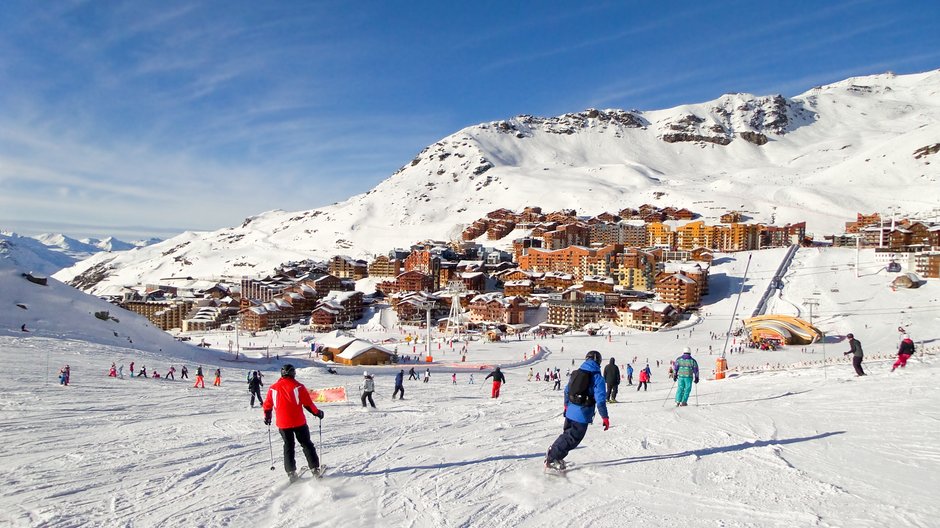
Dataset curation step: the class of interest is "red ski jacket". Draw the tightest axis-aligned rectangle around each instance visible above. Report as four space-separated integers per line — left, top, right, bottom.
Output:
262 377 319 429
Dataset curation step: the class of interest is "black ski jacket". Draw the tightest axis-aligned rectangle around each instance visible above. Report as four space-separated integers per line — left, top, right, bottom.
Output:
485 370 506 383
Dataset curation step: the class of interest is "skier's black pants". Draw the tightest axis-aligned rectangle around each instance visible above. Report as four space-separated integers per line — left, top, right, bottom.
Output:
547 418 589 462
606 384 619 401
279 424 319 473
627 374 633 385
637 381 648 391
250 388 263 407
393 385 404 399
852 356 865 376
181 372 188 379
408 373 417 380
361 391 376 408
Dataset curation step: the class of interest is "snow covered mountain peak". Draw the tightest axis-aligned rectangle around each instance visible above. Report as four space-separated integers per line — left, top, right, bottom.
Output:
52 69 940 294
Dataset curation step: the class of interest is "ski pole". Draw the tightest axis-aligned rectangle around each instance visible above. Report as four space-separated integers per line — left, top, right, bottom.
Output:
661 379 676 407
318 419 323 468
694 381 699 407
267 424 275 471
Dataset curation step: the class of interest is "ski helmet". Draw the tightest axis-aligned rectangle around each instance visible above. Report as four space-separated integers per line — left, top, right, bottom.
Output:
363 371 370 377
585 350 602 364
281 364 296 378
682 347 691 354
847 333 854 338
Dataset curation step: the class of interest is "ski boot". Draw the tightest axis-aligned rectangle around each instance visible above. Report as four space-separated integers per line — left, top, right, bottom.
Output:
287 471 299 483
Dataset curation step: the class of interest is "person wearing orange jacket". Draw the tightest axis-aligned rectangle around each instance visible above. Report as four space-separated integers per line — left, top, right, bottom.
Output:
263 364 324 481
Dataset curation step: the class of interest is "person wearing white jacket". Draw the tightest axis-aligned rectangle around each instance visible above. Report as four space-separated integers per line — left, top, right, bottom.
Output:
361 372 376 408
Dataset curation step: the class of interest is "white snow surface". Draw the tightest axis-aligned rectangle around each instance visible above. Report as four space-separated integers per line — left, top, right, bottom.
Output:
3 246 940 527
53 70 940 295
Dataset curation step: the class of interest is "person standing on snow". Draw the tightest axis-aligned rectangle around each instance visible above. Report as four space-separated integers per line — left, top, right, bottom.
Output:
643 364 652 382
109 363 117 377
637 368 649 391
603 358 621 403
138 365 148 378
625 363 634 385
452 372 457 385
843 333 865 376
263 364 324 482
248 371 264 408
194 366 205 388
118 364 124 379
213 368 222 386
393 370 405 400
484 366 507 398
408 367 417 381
545 350 609 471
361 372 376 408
180 365 189 380
553 369 562 391
129 361 135 378
528 368 533 381
423 368 430 383
672 347 699 407
166 366 176 380
892 335 915 372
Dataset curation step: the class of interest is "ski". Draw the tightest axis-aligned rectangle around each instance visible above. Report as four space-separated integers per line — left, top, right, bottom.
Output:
543 462 574 476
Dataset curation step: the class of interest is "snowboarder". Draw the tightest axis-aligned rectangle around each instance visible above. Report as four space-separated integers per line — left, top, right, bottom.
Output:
194 366 205 388
484 366 506 398
248 371 264 408
21 323 28 332
263 364 324 482
626 363 634 385
109 363 117 377
423 368 430 383
180 365 189 379
408 367 418 381
393 370 405 400
637 368 649 391
361 372 376 408
843 333 865 376
892 334 915 372
213 368 222 386
603 358 621 403
673 347 699 406
166 366 176 380
545 351 609 472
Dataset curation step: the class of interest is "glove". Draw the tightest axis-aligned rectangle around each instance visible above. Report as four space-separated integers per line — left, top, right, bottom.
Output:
694 378 699 384
316 409 324 420
563 405 568 414
263 410 272 426
673 376 678 382
602 417 610 431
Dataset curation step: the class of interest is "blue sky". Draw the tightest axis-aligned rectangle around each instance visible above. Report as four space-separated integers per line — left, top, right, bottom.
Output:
1 0 938 240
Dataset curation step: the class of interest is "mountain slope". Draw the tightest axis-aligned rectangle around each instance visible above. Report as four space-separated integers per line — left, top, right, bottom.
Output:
55 70 940 294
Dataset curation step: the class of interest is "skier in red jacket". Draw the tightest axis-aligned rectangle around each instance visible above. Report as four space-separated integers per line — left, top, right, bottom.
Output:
263 364 324 481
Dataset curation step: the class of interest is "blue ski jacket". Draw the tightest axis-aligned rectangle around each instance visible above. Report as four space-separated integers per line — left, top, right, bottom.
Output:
564 359 609 424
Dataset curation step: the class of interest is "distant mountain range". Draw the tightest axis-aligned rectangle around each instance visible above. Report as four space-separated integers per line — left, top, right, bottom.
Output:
0 232 160 276
53 69 940 294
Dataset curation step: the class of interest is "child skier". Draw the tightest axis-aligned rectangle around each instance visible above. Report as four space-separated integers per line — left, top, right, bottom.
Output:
213 368 222 386
180 365 189 379
194 366 205 388
109 363 117 377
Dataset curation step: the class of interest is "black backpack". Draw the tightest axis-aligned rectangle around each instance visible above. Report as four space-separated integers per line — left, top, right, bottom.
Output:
567 369 595 407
